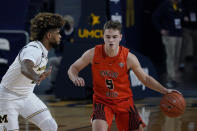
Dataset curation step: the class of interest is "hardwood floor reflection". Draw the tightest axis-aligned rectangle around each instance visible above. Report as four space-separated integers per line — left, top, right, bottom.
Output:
18 96 197 131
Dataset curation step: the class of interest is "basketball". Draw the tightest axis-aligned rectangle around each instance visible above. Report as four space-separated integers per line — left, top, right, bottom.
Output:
160 91 186 117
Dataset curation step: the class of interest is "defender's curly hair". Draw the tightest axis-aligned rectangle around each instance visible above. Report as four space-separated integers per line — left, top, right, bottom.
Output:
30 12 65 41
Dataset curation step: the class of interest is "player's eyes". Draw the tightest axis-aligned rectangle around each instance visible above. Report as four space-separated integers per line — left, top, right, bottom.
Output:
105 35 118 39
106 36 111 39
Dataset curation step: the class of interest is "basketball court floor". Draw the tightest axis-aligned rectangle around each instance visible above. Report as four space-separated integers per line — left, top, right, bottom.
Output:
18 96 197 131
18 60 197 131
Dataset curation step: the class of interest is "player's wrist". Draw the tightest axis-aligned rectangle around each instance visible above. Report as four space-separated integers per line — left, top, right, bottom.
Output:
31 74 41 84
163 88 169 94
34 74 41 83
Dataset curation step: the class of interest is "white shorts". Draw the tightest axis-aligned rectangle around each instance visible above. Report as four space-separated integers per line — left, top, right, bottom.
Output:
0 86 48 130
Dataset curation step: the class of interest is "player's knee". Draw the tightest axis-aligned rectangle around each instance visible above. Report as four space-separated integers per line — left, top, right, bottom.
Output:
39 118 57 131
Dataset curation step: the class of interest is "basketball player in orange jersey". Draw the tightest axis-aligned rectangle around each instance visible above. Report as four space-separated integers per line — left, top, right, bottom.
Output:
68 20 180 131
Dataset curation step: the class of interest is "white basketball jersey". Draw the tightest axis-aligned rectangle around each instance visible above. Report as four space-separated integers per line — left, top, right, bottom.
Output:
0 41 48 95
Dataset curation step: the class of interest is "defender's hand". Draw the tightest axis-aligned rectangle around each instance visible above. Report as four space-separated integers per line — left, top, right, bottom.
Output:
37 66 52 85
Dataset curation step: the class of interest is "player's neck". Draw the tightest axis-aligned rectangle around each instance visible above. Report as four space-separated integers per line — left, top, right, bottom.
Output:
104 46 119 57
40 40 50 51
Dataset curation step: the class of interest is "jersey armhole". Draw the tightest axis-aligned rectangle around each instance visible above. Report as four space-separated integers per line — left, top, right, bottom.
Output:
92 45 100 64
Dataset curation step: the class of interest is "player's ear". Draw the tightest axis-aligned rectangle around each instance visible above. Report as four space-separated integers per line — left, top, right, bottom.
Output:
46 31 52 38
45 30 54 39
120 34 122 41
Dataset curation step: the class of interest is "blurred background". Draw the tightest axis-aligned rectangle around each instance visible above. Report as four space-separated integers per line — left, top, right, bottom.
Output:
1 0 197 130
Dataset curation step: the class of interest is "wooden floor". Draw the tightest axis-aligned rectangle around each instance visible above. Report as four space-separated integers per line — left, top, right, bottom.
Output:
18 96 197 131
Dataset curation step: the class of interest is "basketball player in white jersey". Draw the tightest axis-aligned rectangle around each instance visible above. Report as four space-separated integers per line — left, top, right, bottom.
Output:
0 12 65 131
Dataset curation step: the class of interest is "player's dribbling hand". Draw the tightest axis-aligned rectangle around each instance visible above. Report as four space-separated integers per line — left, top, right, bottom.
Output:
37 66 52 85
73 77 85 87
166 89 182 95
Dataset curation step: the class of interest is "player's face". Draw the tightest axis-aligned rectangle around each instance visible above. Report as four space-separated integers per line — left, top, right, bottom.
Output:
48 28 61 48
104 29 122 50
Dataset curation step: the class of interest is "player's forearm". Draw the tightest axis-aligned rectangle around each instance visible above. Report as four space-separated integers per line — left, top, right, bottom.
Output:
143 75 168 94
21 66 40 82
21 60 40 82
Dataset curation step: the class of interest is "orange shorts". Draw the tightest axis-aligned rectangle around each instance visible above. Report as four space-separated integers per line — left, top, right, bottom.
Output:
92 96 146 131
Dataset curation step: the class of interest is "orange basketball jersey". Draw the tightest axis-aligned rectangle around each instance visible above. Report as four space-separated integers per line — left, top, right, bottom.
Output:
92 44 133 100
